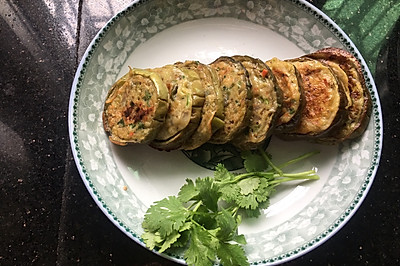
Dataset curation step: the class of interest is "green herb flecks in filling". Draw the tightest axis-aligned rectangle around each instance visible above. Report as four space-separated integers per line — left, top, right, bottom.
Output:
143 89 152 105
117 118 125 127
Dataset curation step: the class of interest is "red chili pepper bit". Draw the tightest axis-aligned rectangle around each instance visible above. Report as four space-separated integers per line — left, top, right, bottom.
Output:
261 68 268 78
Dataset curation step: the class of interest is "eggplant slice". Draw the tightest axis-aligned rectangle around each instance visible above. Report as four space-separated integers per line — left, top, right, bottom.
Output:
102 68 169 145
232 55 282 150
282 57 349 138
308 47 372 143
150 64 205 150
266 57 305 132
150 107 202 151
208 56 252 144
179 61 224 150
150 65 194 142
102 47 372 150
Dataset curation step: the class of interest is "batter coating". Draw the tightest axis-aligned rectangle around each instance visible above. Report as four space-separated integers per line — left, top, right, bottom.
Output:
232 56 281 150
102 69 169 145
209 56 252 144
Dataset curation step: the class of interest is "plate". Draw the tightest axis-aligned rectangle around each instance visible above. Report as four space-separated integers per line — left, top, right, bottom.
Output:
68 0 383 264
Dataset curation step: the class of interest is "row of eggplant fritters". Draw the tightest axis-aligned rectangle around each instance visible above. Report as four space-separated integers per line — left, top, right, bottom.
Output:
102 47 372 150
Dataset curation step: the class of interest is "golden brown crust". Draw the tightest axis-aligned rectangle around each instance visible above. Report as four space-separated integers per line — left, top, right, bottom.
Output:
282 57 347 138
102 73 130 137
308 47 372 142
102 69 169 145
266 58 305 133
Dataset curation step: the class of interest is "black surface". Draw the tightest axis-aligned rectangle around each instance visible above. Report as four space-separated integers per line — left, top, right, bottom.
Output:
0 1 399 265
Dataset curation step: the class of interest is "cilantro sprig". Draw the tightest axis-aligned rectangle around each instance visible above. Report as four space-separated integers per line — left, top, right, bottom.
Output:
142 148 319 266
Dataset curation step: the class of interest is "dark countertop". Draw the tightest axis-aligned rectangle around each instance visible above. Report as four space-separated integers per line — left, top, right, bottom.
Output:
0 0 399 265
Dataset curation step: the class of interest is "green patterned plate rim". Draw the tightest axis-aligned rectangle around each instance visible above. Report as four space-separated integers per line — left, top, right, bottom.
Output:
68 0 383 265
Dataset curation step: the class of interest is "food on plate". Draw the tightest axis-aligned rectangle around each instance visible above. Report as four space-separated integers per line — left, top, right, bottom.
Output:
102 69 169 145
208 56 252 144
142 148 320 266
232 55 282 150
307 47 372 143
102 48 371 150
150 65 195 140
179 61 225 150
279 57 349 138
266 57 305 132
149 64 204 150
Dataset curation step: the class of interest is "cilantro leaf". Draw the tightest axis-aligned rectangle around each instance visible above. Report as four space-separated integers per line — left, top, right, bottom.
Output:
257 198 271 210
184 224 216 266
171 229 190 248
233 233 247 245
159 231 182 252
254 179 275 204
242 208 261 218
195 177 221 212
141 148 320 265
142 196 189 238
237 177 260 195
141 231 162 250
217 242 249 266
219 183 240 203
241 150 268 172
192 204 218 230
237 193 259 210
215 208 239 241
178 178 199 202
214 163 235 182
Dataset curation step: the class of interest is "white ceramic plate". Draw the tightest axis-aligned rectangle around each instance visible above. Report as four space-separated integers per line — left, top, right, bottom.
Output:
68 0 383 264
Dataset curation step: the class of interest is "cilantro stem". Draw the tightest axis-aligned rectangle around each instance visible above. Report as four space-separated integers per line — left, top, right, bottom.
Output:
269 175 318 185
276 151 320 169
215 168 318 186
216 172 271 185
214 172 256 186
191 200 202 213
270 172 319 185
258 147 283 175
231 206 239 217
272 169 319 178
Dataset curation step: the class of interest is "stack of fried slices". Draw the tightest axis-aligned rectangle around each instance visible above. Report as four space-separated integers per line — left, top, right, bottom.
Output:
102 47 372 150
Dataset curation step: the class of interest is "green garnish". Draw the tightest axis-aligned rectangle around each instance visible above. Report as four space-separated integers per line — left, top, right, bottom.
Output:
143 89 152 104
141 148 319 266
117 118 125 127
137 122 145 130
